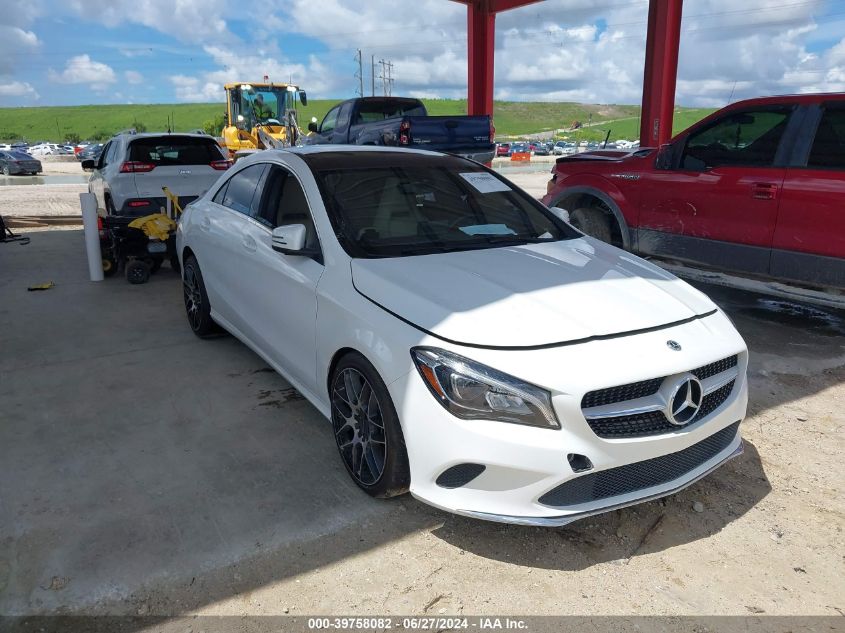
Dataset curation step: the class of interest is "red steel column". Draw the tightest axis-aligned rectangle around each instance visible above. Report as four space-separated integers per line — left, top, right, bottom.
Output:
467 1 496 116
639 0 683 146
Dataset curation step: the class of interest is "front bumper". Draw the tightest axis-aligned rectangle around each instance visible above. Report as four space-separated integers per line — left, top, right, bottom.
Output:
388 310 748 525
459 440 743 526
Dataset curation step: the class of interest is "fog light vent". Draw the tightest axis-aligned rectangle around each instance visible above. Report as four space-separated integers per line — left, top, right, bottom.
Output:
567 453 593 473
436 463 486 488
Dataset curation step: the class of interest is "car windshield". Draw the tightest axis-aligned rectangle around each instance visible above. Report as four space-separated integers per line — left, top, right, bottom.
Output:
9 151 32 160
307 152 577 258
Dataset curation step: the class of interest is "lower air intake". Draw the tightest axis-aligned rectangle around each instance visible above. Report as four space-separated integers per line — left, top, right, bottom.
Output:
538 422 740 507
436 463 486 489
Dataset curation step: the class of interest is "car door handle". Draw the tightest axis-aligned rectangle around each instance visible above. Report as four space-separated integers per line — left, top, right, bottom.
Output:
752 182 778 200
242 235 257 253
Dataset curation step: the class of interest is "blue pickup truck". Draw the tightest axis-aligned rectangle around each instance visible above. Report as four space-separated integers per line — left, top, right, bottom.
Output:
305 97 495 164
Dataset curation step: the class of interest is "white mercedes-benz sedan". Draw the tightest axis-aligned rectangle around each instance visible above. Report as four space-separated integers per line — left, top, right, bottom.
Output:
176 145 748 526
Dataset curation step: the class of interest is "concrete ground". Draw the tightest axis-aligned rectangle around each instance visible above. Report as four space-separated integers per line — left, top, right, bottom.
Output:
1 229 843 622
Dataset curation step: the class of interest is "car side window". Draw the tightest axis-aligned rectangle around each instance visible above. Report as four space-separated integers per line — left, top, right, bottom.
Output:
212 180 229 205
682 108 791 169
336 103 352 131
807 106 845 169
254 166 320 251
320 106 340 134
220 164 267 215
99 141 112 168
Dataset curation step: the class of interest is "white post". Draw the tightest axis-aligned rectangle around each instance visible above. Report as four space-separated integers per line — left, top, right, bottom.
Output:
80 193 104 282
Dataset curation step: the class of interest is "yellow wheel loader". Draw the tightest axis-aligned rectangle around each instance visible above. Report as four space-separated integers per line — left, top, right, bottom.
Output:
222 82 308 160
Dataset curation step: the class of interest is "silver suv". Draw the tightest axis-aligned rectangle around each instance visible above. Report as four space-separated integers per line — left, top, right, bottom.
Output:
83 132 231 217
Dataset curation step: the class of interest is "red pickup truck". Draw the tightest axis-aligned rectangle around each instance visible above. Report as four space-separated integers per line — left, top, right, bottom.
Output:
542 94 845 289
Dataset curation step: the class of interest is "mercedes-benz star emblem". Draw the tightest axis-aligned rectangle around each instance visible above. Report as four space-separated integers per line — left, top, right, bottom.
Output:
667 340 682 351
666 375 703 426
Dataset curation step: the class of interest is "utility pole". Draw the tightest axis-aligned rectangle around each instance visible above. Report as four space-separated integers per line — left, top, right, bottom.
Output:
371 55 375 97
385 60 394 97
378 59 394 97
354 49 363 97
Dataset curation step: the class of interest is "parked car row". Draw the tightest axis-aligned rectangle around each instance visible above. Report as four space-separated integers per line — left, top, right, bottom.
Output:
495 138 641 158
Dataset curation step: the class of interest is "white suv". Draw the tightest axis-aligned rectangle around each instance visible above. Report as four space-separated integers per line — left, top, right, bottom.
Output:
83 132 231 217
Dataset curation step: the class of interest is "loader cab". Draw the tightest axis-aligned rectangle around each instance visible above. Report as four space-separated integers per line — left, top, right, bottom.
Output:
222 83 308 157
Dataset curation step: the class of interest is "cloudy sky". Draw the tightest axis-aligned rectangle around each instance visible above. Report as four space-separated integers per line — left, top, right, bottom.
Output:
1 0 843 108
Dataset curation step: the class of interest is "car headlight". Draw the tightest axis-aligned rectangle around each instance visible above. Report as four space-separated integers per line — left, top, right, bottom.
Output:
410 347 560 429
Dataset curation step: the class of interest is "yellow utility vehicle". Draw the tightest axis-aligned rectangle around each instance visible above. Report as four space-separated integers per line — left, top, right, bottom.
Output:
222 82 308 158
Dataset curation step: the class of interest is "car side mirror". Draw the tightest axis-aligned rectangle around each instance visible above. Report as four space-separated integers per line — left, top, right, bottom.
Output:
81 159 96 170
549 206 570 223
272 224 309 254
307 121 318 133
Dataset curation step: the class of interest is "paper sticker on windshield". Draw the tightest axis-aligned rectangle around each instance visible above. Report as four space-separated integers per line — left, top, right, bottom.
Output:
459 172 511 193
460 224 516 236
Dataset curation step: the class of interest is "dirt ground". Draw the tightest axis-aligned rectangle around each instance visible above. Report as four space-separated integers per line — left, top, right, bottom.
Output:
1 178 843 626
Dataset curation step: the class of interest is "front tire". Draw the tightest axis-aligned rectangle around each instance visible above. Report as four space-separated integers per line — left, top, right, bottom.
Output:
330 353 410 498
182 255 218 337
569 206 612 243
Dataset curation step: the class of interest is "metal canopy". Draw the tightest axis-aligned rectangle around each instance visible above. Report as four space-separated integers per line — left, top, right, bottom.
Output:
451 0 684 145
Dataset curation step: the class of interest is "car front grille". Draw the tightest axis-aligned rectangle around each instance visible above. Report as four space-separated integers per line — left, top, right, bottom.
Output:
581 377 663 409
581 355 738 439
537 421 740 507
693 355 738 380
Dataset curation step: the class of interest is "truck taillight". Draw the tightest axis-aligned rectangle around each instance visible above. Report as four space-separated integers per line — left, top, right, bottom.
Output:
399 120 410 145
210 159 232 170
119 161 155 173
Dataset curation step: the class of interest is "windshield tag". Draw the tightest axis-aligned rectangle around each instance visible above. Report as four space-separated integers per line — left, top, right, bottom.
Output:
459 172 511 193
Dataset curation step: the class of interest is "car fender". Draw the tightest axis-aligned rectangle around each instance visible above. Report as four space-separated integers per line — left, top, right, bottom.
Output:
546 176 637 250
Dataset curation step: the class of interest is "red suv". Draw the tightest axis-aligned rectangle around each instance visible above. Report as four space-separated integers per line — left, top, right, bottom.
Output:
542 94 845 289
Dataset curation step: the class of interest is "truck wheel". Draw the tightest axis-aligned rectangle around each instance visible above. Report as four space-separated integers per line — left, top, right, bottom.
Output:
570 207 613 244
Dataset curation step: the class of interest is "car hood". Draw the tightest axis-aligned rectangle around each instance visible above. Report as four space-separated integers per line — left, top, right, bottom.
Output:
351 238 716 348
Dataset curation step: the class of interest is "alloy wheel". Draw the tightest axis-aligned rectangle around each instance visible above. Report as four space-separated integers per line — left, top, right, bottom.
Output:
331 368 387 486
183 265 202 331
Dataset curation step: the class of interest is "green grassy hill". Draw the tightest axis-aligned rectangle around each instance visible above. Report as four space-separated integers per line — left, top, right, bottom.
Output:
0 99 714 143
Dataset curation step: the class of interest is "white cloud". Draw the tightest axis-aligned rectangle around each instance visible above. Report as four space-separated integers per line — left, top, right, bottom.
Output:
0 25 39 75
67 0 232 44
48 55 117 91
262 0 845 108
125 70 144 84
0 80 38 99
168 74 220 102
168 44 344 102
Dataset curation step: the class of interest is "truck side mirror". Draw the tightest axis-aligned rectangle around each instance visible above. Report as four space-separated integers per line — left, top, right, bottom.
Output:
655 143 674 170
299 91 307 106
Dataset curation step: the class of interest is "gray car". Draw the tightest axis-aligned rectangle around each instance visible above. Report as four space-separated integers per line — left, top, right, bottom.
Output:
0 150 42 176
83 132 231 217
